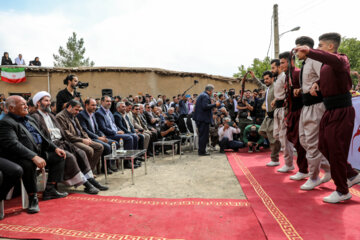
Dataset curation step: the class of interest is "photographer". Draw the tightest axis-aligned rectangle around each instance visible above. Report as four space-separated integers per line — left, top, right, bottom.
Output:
160 116 181 154
218 118 244 153
236 90 254 141
56 74 85 114
243 124 264 153
225 88 236 121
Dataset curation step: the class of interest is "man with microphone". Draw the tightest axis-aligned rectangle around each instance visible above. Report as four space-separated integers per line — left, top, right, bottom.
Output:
193 84 221 156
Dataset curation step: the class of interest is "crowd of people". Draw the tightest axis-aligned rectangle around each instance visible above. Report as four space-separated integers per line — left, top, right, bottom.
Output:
1 52 41 66
1 32 360 220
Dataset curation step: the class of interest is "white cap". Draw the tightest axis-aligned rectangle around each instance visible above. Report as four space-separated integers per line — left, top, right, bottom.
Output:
33 91 51 106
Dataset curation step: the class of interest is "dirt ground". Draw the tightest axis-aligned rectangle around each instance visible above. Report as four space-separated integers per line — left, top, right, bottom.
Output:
63 150 246 199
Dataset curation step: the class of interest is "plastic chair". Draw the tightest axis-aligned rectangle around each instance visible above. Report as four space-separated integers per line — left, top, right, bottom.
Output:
4 168 46 210
191 119 199 149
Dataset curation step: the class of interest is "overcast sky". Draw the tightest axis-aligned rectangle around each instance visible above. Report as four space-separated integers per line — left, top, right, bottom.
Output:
0 0 358 77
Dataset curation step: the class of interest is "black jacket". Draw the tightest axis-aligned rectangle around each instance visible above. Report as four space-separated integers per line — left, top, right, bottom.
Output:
1 57 13 65
193 91 216 124
77 110 105 140
0 114 57 162
113 112 135 134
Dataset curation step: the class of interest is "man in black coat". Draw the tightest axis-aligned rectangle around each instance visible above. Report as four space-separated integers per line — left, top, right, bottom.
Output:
193 84 220 156
0 96 68 214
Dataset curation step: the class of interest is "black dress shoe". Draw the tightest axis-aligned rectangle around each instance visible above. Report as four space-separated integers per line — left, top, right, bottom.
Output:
101 168 113 174
43 185 68 201
88 178 109 191
109 165 119 172
124 162 139 169
27 194 40 214
198 152 210 156
83 181 99 194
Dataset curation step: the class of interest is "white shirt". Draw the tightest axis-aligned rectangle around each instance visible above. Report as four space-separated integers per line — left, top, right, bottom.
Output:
301 58 322 94
265 87 270 112
274 72 286 100
218 126 240 141
15 57 25 65
38 110 62 141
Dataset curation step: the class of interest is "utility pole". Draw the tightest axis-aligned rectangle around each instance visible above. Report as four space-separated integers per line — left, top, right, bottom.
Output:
273 4 279 59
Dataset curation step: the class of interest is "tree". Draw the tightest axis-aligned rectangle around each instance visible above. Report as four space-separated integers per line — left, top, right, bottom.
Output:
53 32 95 67
338 37 360 86
233 56 271 79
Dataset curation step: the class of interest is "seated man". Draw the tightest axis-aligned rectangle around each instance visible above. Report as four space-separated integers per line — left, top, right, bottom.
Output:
56 100 104 172
95 96 134 150
77 98 119 173
243 124 264 153
32 92 106 194
144 103 160 130
131 104 152 156
0 96 68 214
113 102 139 150
160 116 181 154
0 157 23 220
218 118 244 153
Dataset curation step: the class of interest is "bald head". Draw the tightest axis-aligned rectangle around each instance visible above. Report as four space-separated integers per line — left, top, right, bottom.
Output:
6 95 28 117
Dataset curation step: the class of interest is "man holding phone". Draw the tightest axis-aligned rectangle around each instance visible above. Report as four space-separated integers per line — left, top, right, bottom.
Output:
218 118 244 153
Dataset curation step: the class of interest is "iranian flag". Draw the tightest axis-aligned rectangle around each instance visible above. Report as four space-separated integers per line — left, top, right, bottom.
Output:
1 67 26 83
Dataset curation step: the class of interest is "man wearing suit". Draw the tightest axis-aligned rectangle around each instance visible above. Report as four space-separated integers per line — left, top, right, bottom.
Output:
259 71 281 166
32 92 106 194
95 96 134 150
0 96 68 214
77 98 119 172
132 104 152 156
56 100 104 172
193 84 221 156
114 102 142 149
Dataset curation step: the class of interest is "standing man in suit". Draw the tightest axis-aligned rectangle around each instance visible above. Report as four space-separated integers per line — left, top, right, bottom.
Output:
193 84 221 156
95 96 134 150
0 96 68 214
77 98 119 173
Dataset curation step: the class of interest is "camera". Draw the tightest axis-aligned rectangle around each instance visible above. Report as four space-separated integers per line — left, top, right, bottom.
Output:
77 81 89 89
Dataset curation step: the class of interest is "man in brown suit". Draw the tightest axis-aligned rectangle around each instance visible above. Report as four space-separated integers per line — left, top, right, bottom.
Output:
56 99 103 172
31 91 107 194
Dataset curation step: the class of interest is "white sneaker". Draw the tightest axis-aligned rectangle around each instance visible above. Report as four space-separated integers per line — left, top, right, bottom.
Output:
320 172 331 183
277 165 295 173
347 173 360 188
300 177 322 190
266 161 280 167
323 191 352 204
247 116 253 121
290 172 309 181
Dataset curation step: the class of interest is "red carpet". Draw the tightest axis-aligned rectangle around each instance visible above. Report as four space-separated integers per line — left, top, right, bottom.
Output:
227 151 360 240
1 194 266 240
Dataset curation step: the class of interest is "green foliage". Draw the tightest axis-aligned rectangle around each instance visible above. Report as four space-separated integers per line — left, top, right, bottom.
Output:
233 56 271 79
53 32 95 67
338 37 360 86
